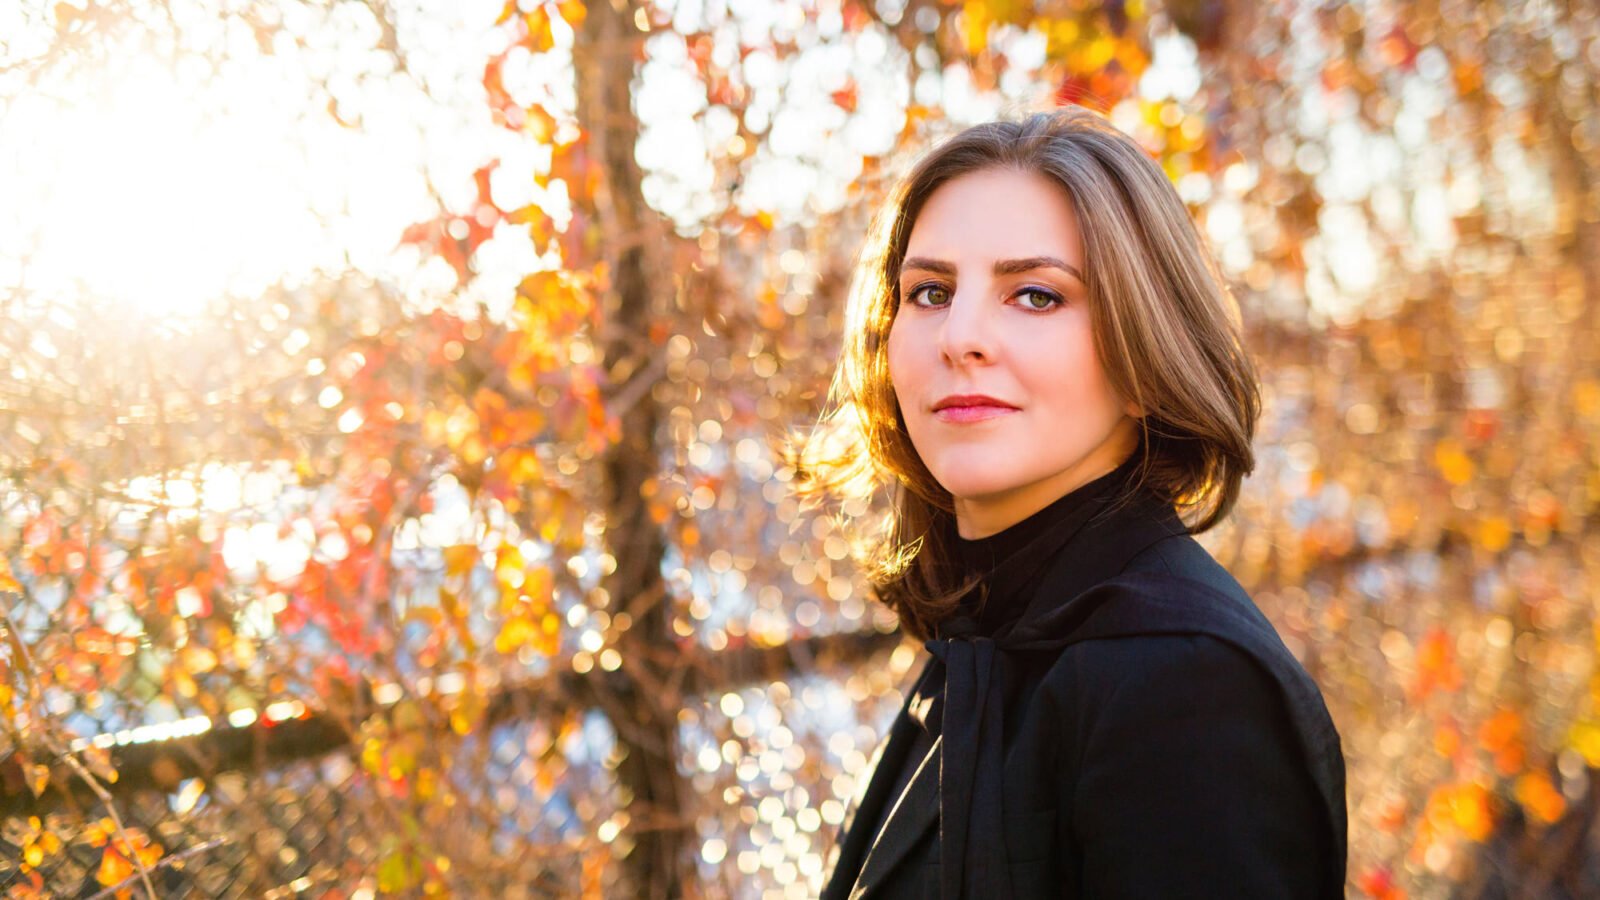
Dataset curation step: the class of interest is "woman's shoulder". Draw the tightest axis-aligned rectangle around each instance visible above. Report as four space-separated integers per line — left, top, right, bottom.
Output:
1021 545 1337 758
1008 536 1350 888
1116 530 1249 598
1037 633 1279 740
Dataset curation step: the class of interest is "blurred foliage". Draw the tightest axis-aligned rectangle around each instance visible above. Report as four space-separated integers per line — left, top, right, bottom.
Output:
3 0 1600 897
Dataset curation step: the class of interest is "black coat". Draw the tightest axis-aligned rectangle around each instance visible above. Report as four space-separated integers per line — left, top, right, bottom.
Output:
820 483 1348 899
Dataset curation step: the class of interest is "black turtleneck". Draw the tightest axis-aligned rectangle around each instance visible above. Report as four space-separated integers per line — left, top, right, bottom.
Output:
860 451 1144 851
944 450 1143 638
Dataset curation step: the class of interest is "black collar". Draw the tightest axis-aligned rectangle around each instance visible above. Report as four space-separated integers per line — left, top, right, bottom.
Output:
941 451 1160 640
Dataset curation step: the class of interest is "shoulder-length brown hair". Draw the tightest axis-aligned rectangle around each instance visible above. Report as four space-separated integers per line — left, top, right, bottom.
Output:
792 105 1260 641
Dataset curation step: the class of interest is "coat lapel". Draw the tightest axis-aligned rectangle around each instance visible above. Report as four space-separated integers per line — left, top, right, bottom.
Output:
849 735 941 898
822 661 932 900
829 480 1199 897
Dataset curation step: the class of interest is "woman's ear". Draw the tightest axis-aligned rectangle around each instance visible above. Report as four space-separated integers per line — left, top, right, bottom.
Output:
1123 398 1144 418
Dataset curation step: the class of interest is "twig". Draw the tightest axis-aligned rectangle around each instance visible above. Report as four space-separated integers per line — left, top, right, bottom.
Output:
87 836 229 900
1 603 160 900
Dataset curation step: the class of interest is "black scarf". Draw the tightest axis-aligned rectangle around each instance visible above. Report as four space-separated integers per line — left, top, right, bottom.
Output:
921 459 1348 899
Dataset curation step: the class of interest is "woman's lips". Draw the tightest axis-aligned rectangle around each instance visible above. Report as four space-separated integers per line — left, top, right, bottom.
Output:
933 405 1019 423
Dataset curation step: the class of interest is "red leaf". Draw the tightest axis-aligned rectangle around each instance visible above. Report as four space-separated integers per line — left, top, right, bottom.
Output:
830 82 858 113
474 162 500 211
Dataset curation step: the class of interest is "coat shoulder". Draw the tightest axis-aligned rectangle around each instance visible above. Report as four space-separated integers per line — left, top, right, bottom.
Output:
1119 531 1249 598
1012 553 1349 895
1036 624 1278 729
1022 542 1325 771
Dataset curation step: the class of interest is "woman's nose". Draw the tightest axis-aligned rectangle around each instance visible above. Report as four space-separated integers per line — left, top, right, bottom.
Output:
936 288 993 365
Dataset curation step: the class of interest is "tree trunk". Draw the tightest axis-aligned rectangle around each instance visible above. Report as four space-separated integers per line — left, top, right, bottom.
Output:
574 0 688 895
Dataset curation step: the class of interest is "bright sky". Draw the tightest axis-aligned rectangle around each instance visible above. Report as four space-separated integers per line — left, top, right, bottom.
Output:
0 0 1170 323
1 0 909 321
0 0 546 319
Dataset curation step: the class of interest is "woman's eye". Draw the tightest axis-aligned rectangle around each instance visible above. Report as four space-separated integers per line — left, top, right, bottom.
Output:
907 284 950 307
904 284 1061 310
1018 288 1063 311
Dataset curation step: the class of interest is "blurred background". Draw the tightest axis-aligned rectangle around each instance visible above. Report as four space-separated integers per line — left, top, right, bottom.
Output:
1 0 1597 896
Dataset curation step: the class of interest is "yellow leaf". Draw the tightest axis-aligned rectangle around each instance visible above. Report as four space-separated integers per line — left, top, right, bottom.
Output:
1447 782 1492 842
85 818 114 848
495 616 535 655
362 737 385 775
181 644 219 675
1079 34 1115 70
1476 515 1512 553
26 763 48 797
1042 19 1079 60
525 566 553 605
1434 440 1474 485
504 447 545 484
406 606 444 627
1575 379 1600 419
524 7 556 52
522 104 559 144
172 667 199 700
960 4 990 54
557 0 587 28
96 845 134 888
443 545 478 578
507 202 545 225
451 687 485 736
94 832 157 883
539 505 564 542
379 850 423 893
0 553 20 591
1573 720 1600 766
53 2 81 31
388 742 417 779
495 543 525 580
1514 770 1566 824
422 407 450 445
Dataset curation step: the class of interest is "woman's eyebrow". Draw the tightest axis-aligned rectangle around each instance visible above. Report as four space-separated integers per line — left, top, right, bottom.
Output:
900 255 1084 283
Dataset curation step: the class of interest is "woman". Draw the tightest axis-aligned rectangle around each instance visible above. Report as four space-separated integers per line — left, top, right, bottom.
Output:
804 107 1347 898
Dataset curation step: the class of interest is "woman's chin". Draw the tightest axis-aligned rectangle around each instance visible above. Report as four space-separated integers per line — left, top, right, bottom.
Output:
937 477 1024 504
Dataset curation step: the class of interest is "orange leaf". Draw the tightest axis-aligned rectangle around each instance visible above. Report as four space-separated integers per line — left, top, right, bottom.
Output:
26 762 49 798
557 0 587 28
0 553 20 591
96 844 135 888
830 82 858 113
1514 770 1566 823
523 7 556 53
443 545 478 578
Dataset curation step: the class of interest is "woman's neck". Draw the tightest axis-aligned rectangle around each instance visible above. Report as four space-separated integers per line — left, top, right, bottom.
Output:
952 445 1138 540
949 451 1140 570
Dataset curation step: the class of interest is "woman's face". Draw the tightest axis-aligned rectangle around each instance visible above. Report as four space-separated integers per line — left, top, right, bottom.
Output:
886 166 1140 539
